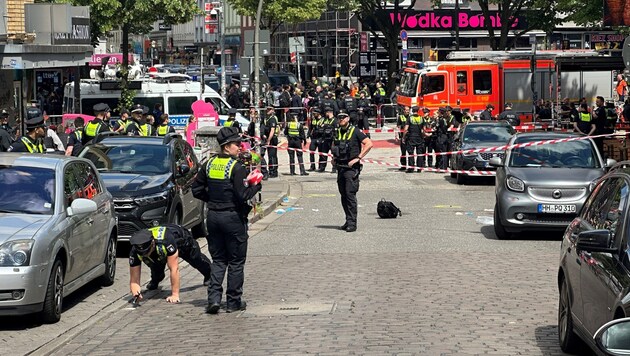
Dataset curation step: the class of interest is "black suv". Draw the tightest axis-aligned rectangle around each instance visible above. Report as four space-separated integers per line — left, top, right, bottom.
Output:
80 134 207 240
558 161 630 354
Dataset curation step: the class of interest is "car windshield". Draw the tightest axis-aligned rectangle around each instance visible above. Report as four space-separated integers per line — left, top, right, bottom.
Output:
0 166 55 214
80 144 171 174
462 125 515 143
509 139 599 168
399 72 419 97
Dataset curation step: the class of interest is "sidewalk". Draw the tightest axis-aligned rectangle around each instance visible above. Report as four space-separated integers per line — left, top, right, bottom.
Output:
249 176 290 224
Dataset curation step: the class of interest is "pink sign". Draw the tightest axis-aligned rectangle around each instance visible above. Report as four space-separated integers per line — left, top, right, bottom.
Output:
89 53 135 67
188 100 220 146
384 10 524 31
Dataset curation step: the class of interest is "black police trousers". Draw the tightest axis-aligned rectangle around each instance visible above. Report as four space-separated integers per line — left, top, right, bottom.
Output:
318 139 333 170
407 139 426 169
399 135 407 167
261 137 278 177
436 135 448 170
287 137 306 174
308 138 320 169
149 233 212 284
206 210 248 309
337 165 361 228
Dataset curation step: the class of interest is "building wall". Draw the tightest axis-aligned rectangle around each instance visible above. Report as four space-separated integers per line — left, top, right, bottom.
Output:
6 0 32 34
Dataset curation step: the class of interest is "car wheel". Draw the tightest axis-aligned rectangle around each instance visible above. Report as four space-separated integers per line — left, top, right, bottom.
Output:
456 173 467 185
171 208 181 225
41 259 64 323
99 234 116 286
191 202 209 238
493 203 511 239
558 278 583 353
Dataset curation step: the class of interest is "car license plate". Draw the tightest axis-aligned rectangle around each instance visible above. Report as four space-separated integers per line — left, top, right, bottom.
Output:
537 204 576 214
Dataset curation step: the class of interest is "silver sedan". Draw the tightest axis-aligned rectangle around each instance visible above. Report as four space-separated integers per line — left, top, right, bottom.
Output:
0 154 117 323
491 132 615 239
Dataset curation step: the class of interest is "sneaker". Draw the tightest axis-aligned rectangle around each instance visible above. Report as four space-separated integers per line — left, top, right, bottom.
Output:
226 301 247 313
146 280 159 290
206 303 220 314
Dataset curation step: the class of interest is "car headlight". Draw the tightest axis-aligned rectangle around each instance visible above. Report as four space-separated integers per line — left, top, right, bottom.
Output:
0 240 33 267
589 178 601 192
506 176 525 192
134 191 170 206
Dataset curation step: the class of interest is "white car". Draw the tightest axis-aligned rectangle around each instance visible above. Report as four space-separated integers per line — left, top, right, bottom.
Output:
0 154 117 323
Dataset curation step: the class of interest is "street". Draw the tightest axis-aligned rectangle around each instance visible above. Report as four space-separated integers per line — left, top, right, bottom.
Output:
0 137 592 355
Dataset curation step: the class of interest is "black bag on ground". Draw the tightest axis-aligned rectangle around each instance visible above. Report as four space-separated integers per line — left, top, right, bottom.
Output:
377 199 402 219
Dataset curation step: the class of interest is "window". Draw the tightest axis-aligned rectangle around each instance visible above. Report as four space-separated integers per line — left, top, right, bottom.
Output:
167 96 198 115
181 142 198 174
64 166 81 206
473 70 493 95
204 97 229 115
509 139 599 168
82 98 119 116
400 72 419 97
583 178 628 238
457 71 467 95
425 74 445 94
0 166 55 214
134 98 164 113
81 144 171 174
72 163 103 200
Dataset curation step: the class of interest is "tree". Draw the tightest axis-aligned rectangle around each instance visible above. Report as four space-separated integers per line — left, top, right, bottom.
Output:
338 0 417 94
229 0 327 36
556 0 603 27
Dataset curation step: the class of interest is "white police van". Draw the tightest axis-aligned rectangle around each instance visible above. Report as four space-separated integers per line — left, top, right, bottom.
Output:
62 73 248 129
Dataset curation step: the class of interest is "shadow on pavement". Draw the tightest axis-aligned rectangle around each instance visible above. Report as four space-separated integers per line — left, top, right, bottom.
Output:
443 175 496 186
314 225 343 230
480 226 565 242
534 325 593 356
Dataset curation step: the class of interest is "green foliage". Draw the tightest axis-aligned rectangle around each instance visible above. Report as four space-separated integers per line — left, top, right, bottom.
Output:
229 0 327 24
556 0 603 27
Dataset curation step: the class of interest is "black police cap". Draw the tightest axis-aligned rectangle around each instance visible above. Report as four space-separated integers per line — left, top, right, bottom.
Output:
311 107 321 114
228 108 238 115
0 109 8 117
26 108 42 120
130 230 153 253
25 116 45 131
217 126 242 146
93 103 111 113
324 107 333 112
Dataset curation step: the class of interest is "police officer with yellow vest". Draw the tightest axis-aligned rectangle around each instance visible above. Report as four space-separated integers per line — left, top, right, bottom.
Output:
404 106 426 173
223 108 242 133
396 106 410 171
128 224 212 304
318 107 337 173
574 103 596 136
65 117 85 156
112 109 130 133
332 112 373 232
125 105 147 136
307 107 323 171
191 127 262 314
284 113 309 176
7 116 46 153
83 103 111 144
156 114 175 136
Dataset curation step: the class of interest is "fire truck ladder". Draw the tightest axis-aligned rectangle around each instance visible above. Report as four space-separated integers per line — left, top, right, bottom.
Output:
446 50 602 61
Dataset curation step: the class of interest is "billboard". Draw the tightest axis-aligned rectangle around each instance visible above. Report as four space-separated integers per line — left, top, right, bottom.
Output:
366 10 527 32
603 0 630 26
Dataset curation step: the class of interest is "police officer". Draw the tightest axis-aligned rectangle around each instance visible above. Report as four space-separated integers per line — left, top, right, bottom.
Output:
261 106 279 178
332 112 373 232
284 113 309 176
574 103 596 136
65 117 85 156
444 106 456 166
422 108 436 168
498 103 520 127
318 107 337 173
479 104 495 121
396 106 410 171
0 111 13 152
125 105 143 135
223 108 242 133
372 82 386 105
404 106 426 173
8 116 46 153
191 127 262 314
112 109 130 133
307 107 323 171
83 103 111 143
435 108 450 170
356 91 371 135
138 114 155 136
128 224 212 304
156 114 175 136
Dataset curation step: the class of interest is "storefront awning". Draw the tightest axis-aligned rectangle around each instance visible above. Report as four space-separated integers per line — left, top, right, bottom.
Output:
0 43 92 70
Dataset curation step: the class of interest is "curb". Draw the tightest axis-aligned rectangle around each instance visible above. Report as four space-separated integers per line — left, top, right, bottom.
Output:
249 180 290 225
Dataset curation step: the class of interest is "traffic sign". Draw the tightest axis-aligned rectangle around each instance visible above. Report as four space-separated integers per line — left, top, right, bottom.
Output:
290 52 297 64
288 36 305 53
204 2 213 11
400 30 408 41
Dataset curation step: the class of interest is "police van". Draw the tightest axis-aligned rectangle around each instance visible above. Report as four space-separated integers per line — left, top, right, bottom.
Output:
62 73 248 129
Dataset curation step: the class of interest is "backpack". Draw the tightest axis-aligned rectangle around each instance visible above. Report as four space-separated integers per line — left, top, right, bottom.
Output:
377 199 402 219
279 92 291 107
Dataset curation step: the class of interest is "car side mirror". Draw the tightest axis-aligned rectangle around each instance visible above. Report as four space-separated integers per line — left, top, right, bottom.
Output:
488 157 503 167
605 158 617 168
178 164 191 176
67 198 97 217
576 230 617 253
594 317 630 355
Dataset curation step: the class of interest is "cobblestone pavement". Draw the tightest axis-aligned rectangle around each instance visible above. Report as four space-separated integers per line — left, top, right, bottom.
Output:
2 137 594 355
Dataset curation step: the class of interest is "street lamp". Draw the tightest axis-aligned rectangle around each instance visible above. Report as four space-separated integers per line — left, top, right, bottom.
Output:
252 0 264 108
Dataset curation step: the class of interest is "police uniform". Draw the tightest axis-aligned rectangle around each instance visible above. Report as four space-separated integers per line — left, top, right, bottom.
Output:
435 110 449 170
405 110 426 172
422 109 436 168
223 108 242 133
83 103 111 143
7 117 45 153
125 105 148 136
318 109 337 172
575 110 594 134
397 109 410 170
332 118 369 232
191 127 262 314
284 116 309 175
307 108 323 171
138 122 155 136
498 104 520 127
66 128 84 156
261 107 279 178
129 224 212 290
157 124 175 136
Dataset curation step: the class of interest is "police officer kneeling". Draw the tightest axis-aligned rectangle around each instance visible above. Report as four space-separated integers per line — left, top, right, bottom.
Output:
332 112 373 232
129 224 212 303
192 127 262 314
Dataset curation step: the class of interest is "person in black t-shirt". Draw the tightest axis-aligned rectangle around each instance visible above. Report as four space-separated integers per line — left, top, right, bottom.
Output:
592 96 608 156
65 117 85 156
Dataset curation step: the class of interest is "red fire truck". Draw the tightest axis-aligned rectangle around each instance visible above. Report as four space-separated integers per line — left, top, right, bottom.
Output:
396 50 623 122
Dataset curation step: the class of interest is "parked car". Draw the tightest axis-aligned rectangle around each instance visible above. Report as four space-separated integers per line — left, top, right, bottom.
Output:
557 162 630 354
0 154 117 323
450 121 515 185
491 132 615 239
79 134 207 241
593 317 630 355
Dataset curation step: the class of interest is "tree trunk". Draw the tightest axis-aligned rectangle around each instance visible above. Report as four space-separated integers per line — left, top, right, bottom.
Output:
386 43 399 94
